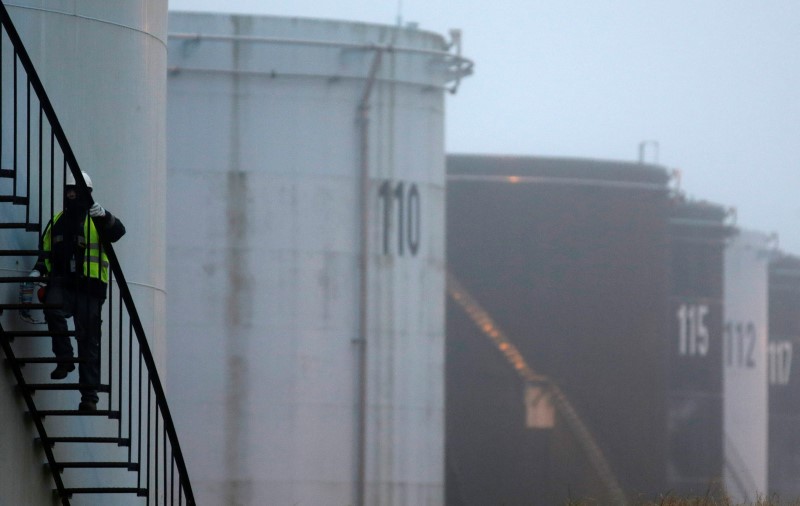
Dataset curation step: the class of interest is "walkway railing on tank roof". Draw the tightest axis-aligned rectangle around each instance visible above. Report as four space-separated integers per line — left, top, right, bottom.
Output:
168 31 474 93
0 2 195 504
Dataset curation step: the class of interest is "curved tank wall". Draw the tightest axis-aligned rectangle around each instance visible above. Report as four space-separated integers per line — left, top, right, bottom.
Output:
767 254 800 498
666 201 729 496
446 154 672 504
0 366 53 504
723 229 771 503
166 12 468 505
0 2 167 505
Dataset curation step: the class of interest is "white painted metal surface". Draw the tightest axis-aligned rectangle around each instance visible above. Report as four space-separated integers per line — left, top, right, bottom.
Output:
0 2 167 505
723 229 771 503
166 12 469 506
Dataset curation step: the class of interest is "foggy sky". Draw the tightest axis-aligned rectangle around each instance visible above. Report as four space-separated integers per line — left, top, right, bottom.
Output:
167 0 800 254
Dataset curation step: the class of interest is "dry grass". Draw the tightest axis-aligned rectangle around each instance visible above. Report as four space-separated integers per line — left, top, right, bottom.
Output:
635 496 800 506
561 488 800 506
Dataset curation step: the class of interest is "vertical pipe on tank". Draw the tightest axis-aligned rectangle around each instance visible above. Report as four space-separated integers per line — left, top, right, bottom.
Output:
356 47 384 506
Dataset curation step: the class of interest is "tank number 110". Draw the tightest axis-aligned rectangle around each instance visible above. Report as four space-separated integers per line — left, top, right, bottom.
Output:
378 180 421 256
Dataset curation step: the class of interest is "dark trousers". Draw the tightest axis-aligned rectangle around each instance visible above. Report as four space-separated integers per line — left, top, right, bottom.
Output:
43 280 103 404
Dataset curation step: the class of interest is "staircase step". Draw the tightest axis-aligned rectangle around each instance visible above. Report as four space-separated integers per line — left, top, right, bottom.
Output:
2 330 75 338
51 461 139 471
0 249 45 256
22 383 110 392
36 409 120 419
0 222 39 232
0 276 46 283
60 487 147 496
31 409 120 419
9 356 84 370
12 356 84 365
0 195 28 205
38 436 131 447
0 303 59 310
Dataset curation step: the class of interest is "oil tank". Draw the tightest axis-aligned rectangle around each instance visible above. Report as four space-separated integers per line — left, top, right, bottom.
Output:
767 254 800 499
3 1 168 311
666 201 729 496
166 12 470 505
723 229 771 502
0 3 167 505
446 154 672 504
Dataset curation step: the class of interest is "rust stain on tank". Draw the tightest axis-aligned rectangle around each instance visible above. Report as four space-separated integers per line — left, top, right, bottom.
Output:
224 14 254 506
223 176 253 503
225 169 250 326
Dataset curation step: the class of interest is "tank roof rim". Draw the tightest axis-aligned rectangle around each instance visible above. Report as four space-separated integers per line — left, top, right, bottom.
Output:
167 10 448 46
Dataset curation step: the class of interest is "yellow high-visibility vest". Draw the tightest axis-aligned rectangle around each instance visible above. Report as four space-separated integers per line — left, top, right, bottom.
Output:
43 211 109 283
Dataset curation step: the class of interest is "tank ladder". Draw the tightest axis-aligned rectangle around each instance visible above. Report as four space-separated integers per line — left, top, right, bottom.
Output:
447 271 628 505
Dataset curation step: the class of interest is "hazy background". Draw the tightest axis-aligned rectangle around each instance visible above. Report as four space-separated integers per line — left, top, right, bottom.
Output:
167 0 800 253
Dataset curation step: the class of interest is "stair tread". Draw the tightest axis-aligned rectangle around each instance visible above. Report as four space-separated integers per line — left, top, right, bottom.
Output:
13 357 85 364
0 195 28 204
3 330 75 338
32 409 120 418
23 383 110 392
0 276 47 283
0 223 39 231
0 303 59 310
39 436 131 445
60 487 147 495
0 250 45 256
52 461 138 469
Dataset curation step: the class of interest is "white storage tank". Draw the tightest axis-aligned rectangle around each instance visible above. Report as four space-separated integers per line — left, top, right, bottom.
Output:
0 2 167 505
723 229 772 503
166 12 470 505
3 1 168 307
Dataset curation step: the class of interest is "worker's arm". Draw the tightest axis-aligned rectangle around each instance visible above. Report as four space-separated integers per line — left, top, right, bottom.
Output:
90 203 126 243
94 211 126 243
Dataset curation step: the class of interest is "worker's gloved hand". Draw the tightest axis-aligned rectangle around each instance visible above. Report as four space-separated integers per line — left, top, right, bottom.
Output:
89 202 106 218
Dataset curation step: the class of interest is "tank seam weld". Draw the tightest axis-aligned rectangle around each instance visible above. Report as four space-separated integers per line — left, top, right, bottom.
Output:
0 267 166 294
167 65 449 91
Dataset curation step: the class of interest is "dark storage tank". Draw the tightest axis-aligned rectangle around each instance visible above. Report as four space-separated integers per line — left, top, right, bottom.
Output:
666 201 730 495
767 254 800 499
446 154 672 504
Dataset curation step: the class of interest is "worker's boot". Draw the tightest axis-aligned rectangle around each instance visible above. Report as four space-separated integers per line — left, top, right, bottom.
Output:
50 362 75 380
78 400 97 412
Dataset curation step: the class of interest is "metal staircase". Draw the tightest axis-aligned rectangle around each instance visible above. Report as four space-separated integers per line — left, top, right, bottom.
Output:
447 271 628 505
0 3 195 505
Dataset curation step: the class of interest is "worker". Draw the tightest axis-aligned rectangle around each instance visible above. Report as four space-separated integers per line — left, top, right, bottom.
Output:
26 170 125 412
